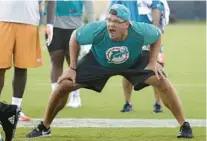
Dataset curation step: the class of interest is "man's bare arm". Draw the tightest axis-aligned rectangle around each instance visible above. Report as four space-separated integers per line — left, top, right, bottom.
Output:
152 9 161 27
47 1 56 24
149 36 161 64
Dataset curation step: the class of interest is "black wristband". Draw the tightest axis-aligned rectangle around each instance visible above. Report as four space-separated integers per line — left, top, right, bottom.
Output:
70 67 77 71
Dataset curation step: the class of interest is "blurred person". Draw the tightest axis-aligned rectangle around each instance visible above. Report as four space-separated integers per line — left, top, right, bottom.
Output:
40 0 45 16
45 0 95 108
110 0 170 113
26 4 193 139
0 102 21 141
0 0 55 125
39 0 46 27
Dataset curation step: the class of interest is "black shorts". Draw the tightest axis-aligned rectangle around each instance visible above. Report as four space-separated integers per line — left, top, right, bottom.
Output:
76 51 155 93
46 27 75 52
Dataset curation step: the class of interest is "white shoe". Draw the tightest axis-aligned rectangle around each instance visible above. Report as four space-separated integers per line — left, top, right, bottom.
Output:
66 95 81 108
18 111 31 122
66 97 75 107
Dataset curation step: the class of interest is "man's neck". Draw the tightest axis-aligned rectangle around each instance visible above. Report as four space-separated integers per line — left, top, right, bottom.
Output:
116 30 128 41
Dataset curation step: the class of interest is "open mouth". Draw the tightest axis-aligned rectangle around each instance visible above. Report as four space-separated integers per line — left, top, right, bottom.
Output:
109 29 116 34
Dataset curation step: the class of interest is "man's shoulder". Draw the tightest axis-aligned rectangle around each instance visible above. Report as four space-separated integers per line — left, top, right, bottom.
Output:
76 20 107 44
131 21 148 27
130 21 145 34
131 21 156 32
90 21 107 41
78 20 106 31
86 20 107 34
89 20 107 27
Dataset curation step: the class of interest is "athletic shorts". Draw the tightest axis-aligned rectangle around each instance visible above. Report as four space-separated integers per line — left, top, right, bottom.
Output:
142 45 165 66
46 27 75 52
76 51 155 92
0 22 42 69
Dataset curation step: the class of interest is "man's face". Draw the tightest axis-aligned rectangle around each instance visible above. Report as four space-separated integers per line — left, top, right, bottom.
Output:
107 14 129 41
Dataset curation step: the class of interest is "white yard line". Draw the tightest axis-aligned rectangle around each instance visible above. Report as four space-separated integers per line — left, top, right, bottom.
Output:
17 118 206 128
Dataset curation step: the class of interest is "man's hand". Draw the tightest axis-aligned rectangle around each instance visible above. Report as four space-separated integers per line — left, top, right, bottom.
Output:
45 24 53 46
57 67 77 85
145 62 166 80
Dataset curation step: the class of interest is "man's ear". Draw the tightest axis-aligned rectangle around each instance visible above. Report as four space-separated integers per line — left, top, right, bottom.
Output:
125 22 130 28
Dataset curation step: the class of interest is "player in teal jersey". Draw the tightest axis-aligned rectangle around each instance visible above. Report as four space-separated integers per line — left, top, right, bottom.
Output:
110 0 169 113
26 4 193 139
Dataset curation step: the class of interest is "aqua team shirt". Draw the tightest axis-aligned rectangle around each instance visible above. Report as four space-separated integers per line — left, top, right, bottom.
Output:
76 21 161 69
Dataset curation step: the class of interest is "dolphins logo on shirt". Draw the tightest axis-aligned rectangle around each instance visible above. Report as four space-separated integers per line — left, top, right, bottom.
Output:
106 46 129 64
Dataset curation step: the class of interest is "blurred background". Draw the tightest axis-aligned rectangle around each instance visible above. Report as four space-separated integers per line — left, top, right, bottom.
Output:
94 1 206 22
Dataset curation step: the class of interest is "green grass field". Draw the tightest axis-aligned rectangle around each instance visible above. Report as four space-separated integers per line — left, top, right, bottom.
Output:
14 128 205 141
0 22 206 141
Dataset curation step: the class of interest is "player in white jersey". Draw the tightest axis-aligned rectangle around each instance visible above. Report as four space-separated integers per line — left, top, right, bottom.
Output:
0 0 56 123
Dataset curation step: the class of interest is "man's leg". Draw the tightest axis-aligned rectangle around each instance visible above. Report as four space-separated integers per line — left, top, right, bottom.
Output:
12 67 27 100
26 51 111 138
145 76 193 138
120 77 133 112
49 50 80 109
12 67 30 121
153 87 163 113
46 27 65 93
153 46 165 113
26 79 82 138
49 50 65 92
0 68 21 140
65 49 81 108
0 22 22 140
44 80 75 127
14 23 42 122
0 69 6 95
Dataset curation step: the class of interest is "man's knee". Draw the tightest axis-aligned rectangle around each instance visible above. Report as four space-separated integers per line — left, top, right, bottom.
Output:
14 67 27 75
50 51 64 68
145 76 171 93
153 79 171 93
58 79 73 93
122 77 133 88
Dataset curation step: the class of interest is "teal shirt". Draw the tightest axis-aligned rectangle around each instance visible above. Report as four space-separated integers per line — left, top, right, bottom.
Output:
56 1 83 16
76 21 161 69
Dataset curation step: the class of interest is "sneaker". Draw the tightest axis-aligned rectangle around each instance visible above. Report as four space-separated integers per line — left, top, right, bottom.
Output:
0 102 21 141
177 122 193 138
66 95 81 108
153 103 163 113
26 121 51 138
18 112 31 122
120 103 133 112
66 92 75 107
